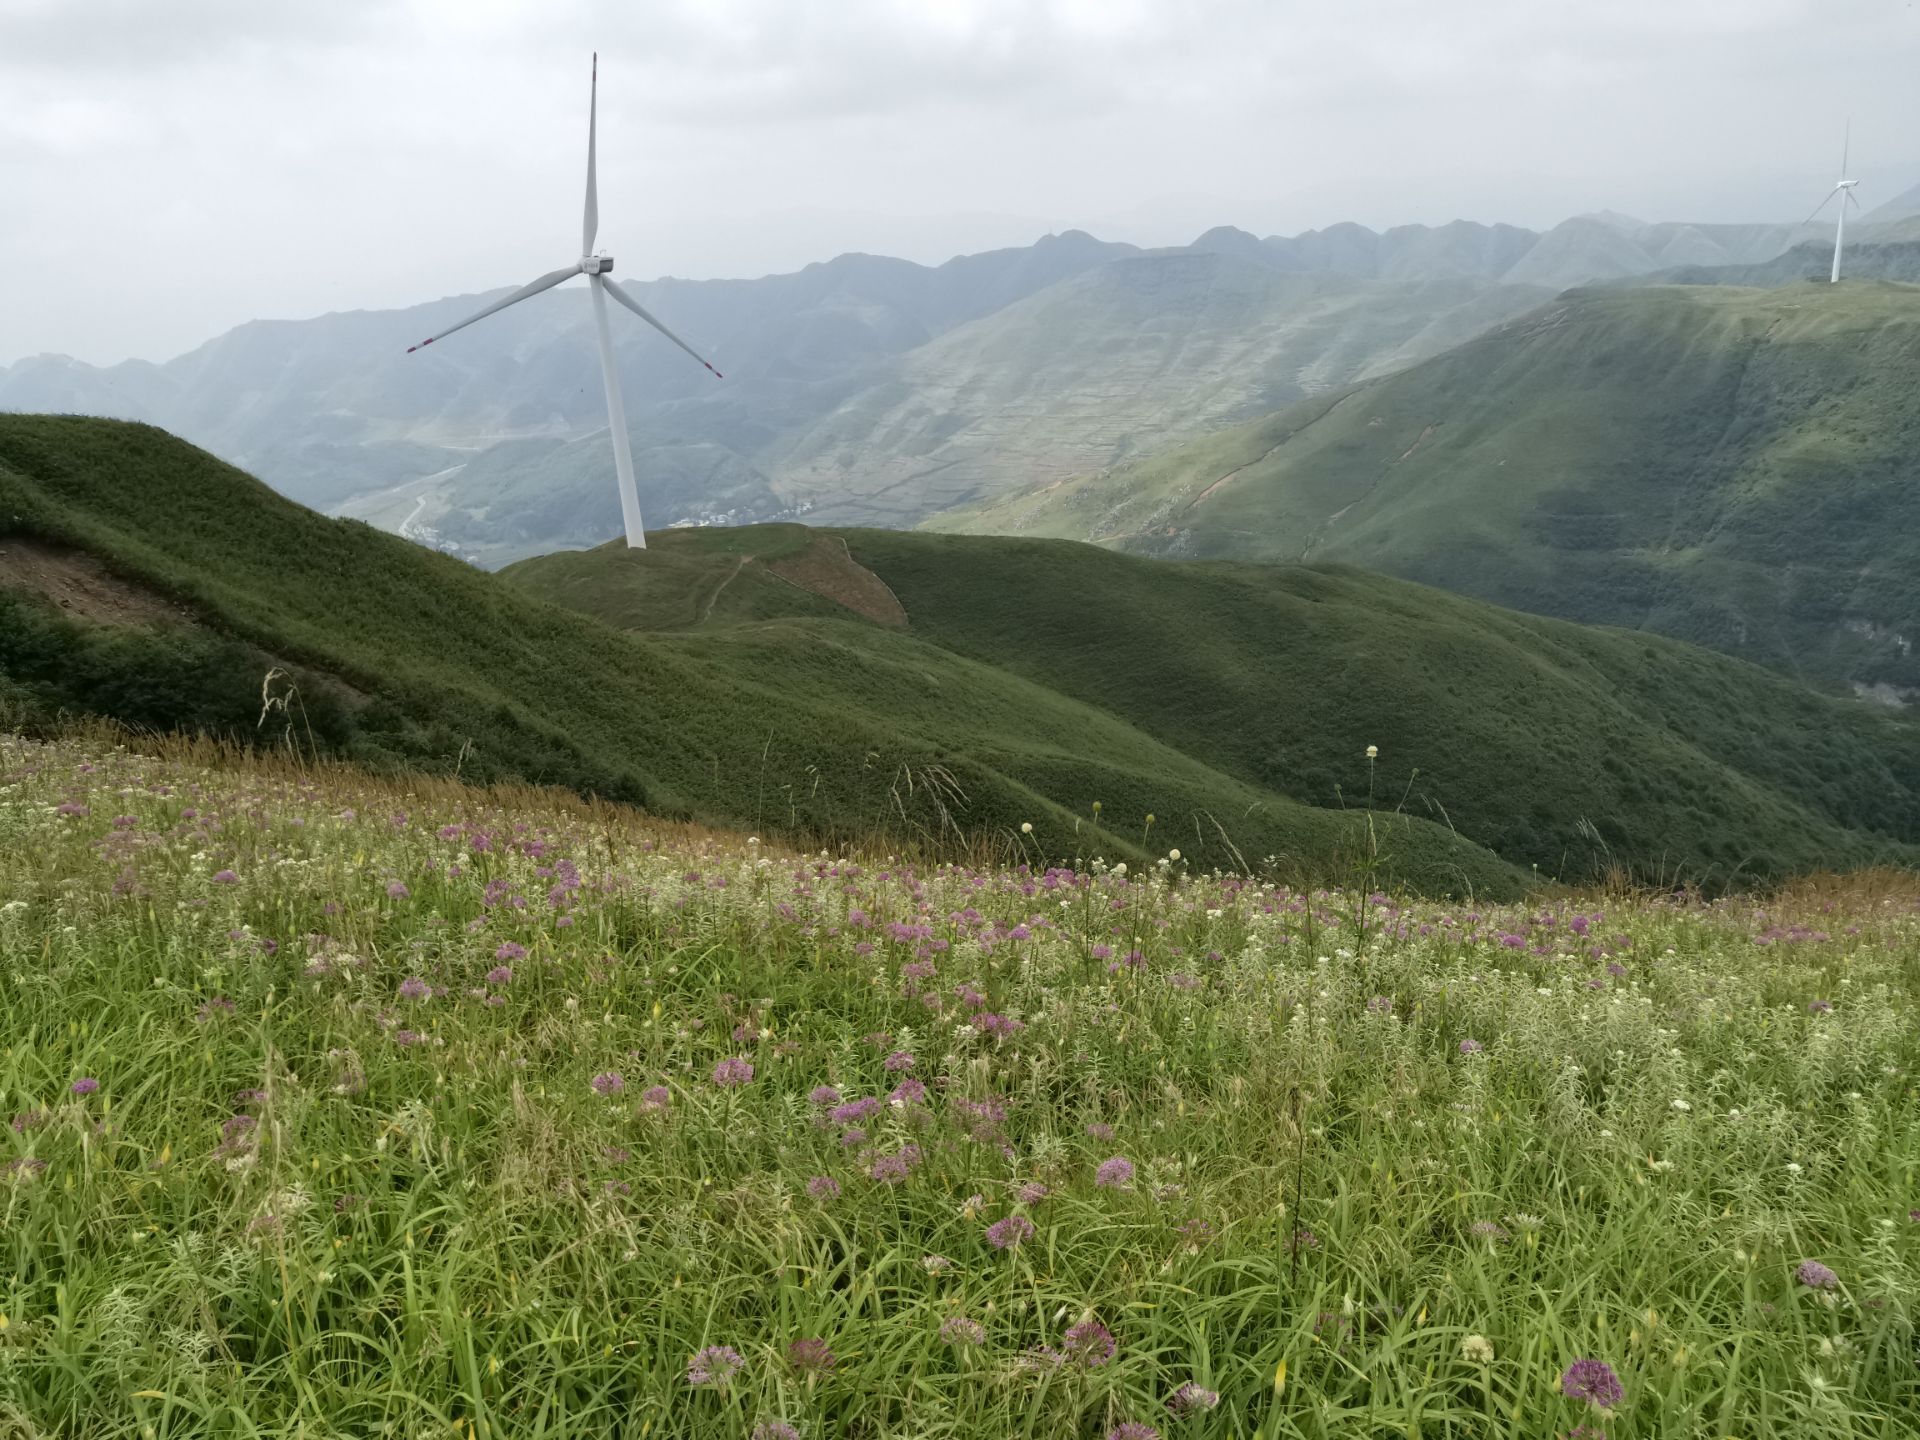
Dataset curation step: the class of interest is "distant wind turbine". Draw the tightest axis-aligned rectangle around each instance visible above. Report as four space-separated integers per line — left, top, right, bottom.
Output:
1804 123 1862 284
404 55 725 549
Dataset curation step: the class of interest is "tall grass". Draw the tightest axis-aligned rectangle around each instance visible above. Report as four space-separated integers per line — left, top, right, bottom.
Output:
1 734 1915 1437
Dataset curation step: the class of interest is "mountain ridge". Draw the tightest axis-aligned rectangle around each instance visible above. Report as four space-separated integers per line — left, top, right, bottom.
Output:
9 208 1905 562
928 281 1920 695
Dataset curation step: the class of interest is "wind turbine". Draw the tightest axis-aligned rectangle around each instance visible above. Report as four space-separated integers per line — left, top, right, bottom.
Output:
1804 123 1861 284
404 55 724 549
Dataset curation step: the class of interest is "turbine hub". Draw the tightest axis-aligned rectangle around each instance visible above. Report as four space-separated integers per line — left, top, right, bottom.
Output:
582 254 615 275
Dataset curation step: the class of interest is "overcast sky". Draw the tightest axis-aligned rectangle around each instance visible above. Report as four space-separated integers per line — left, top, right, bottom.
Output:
3 0 1916 366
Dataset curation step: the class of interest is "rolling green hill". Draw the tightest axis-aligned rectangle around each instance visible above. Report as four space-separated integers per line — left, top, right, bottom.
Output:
9 416 1920 892
932 283 1920 695
505 526 1920 888
0 415 1528 895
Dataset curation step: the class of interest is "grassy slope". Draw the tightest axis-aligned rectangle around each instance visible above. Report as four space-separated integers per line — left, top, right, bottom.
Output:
508 526 1920 886
930 283 1920 691
0 416 1519 894
6 738 1916 1436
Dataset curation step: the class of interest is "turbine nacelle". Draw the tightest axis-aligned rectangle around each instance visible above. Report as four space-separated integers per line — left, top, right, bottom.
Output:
581 255 615 275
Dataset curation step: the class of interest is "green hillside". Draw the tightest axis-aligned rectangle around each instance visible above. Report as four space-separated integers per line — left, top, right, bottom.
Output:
0 416 1524 895
11 415 1920 892
507 526 1920 887
932 283 1920 694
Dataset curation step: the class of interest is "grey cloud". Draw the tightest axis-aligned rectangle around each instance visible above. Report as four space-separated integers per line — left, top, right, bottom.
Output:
1 0 1915 364
0 0 404 67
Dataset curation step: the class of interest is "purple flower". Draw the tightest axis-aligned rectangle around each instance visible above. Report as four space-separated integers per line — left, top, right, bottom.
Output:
1366 995 1393 1015
1559 1358 1624 1408
1095 1156 1135 1189
1287 1227 1320 1253
591 1071 625 1097
1016 1180 1051 1205
393 1029 423 1047
70 1077 100 1096
751 1425 801 1440
1107 1425 1160 1440
830 1097 881 1126
1062 1318 1116 1367
939 1316 985 1346
972 1012 1024 1038
986 1214 1035 1250
397 976 430 1000
486 965 513 985
1086 1121 1115 1142
212 870 239 885
869 1145 923 1184
687 1345 745 1388
1807 999 1833 1014
1459 1038 1484 1055
386 881 411 900
806 1175 841 1201
786 1337 836 1372
808 1085 842 1106
638 1085 671 1113
1167 1383 1220 1415
888 1078 928 1106
1795 1259 1839 1290
884 1050 915 1072
712 1057 755 1088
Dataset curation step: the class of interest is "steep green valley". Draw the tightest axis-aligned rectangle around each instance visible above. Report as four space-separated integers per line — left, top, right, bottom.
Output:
934 283 1920 695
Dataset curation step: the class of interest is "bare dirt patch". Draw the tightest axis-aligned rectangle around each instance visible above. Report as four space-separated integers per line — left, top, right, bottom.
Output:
762 535 908 628
0 539 191 627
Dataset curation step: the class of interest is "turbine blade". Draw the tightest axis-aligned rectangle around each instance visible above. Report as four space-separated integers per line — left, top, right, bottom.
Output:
1845 188 1861 211
1841 118 1850 178
405 264 581 352
1802 187 1841 225
583 53 599 256
601 276 725 378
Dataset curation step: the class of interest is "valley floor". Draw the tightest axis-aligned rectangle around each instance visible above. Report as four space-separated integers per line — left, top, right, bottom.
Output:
0 736 1915 1437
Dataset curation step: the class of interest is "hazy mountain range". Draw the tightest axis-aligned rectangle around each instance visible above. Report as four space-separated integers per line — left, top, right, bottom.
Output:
937 282 1920 698
7 205 1909 565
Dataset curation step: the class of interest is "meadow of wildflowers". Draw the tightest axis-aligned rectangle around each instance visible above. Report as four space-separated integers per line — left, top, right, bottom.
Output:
1 733 1916 1437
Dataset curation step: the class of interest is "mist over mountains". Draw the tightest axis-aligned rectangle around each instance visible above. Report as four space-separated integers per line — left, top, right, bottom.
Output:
7 206 1900 566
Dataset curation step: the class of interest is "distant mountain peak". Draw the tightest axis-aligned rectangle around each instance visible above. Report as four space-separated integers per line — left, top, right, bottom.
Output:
1579 209 1651 232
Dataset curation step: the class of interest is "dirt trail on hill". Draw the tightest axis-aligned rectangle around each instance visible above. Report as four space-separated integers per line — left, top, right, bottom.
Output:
0 539 191 626
762 535 908 628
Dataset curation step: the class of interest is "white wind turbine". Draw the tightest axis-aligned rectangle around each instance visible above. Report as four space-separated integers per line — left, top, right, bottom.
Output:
405 55 724 549
1804 123 1862 284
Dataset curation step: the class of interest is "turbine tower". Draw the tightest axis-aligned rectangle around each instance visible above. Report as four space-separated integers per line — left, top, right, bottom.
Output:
1805 124 1861 285
404 55 724 549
